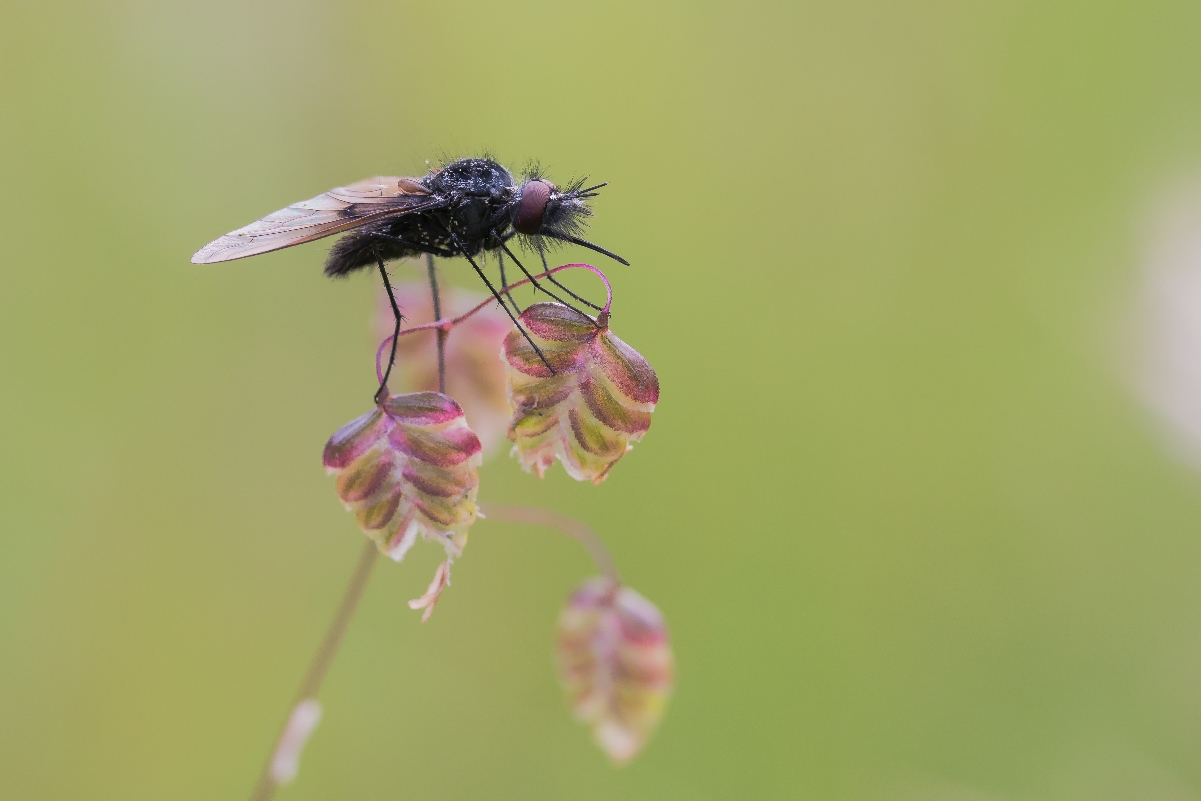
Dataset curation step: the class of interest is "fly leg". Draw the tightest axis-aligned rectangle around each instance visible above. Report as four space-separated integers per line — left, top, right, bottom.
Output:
534 243 604 311
374 243 404 403
499 231 603 312
500 241 599 322
447 234 554 374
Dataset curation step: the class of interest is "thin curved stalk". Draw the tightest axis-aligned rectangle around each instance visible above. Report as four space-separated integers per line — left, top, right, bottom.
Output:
426 253 447 394
248 539 378 801
478 503 621 584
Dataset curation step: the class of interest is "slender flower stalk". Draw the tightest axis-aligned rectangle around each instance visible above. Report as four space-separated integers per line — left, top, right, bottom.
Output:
248 538 378 801
479 503 621 584
426 253 447 394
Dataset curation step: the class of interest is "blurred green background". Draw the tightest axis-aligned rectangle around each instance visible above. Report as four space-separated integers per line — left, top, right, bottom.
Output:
5 2 1201 799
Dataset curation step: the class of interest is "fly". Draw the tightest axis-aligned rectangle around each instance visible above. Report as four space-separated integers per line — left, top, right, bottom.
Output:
191 157 627 396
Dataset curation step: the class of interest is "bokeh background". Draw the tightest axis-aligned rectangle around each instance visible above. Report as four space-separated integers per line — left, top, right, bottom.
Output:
6 2 1201 799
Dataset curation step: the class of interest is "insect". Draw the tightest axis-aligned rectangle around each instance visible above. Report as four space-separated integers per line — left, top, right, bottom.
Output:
191 157 627 396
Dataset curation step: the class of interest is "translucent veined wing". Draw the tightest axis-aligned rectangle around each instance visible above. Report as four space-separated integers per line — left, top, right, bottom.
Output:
190 176 437 264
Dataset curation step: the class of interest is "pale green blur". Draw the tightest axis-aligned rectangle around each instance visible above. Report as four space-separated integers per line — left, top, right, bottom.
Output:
4 2 1201 799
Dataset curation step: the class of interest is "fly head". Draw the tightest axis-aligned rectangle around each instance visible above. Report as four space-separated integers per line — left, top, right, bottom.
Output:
513 178 593 239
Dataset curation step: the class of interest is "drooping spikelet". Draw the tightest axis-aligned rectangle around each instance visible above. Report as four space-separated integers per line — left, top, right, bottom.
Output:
504 303 659 484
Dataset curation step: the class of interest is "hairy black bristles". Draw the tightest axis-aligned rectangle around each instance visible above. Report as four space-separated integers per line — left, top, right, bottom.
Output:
520 160 547 183
559 176 590 195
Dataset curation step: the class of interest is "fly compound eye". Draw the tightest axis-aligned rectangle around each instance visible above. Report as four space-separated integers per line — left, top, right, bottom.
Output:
513 179 553 234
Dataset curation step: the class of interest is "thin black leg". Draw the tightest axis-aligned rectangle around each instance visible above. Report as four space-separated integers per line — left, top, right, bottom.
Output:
502 244 600 322
448 235 554 373
374 244 404 403
500 243 573 309
535 245 604 311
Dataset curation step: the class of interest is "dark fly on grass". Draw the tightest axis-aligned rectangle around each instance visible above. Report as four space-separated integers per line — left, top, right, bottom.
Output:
191 157 627 398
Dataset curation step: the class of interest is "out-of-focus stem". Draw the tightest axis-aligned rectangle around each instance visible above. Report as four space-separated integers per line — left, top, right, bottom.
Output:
248 539 379 801
479 503 622 584
426 253 447 394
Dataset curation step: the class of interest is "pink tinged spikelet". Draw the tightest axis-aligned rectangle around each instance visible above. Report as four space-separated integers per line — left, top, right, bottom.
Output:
323 392 483 564
503 303 659 484
408 560 451 622
555 577 674 763
376 282 513 455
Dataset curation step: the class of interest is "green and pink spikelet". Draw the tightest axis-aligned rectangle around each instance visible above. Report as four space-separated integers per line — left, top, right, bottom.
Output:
503 303 659 484
556 577 674 763
323 391 482 562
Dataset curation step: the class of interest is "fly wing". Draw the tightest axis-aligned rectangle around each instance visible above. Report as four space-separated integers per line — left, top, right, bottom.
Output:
190 176 436 264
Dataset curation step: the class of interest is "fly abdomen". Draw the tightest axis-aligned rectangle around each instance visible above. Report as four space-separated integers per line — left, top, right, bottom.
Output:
324 224 415 277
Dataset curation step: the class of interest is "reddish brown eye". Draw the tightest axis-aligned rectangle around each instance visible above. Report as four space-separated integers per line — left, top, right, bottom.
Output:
513 179 553 234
